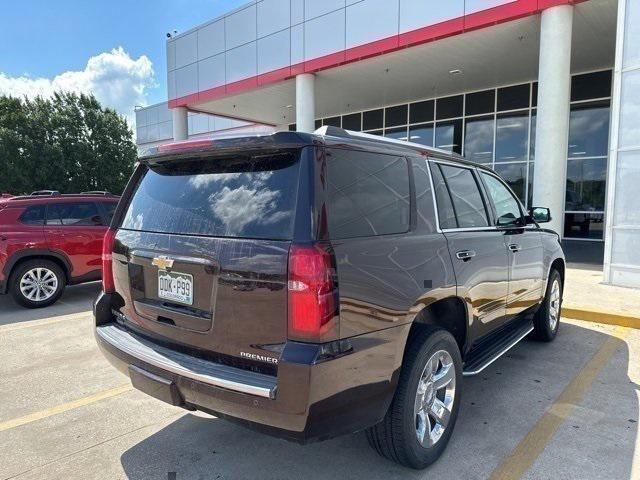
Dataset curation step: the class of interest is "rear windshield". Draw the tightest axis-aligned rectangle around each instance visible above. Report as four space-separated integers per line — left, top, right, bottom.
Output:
121 152 300 239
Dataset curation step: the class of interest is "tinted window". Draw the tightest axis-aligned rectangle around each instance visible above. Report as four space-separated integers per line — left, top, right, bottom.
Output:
122 153 300 239
409 124 434 146
325 149 410 239
497 84 530 111
19 205 45 225
47 202 102 226
410 100 434 124
464 115 494 164
363 109 383 130
412 160 436 231
323 116 341 127
566 158 606 211
568 102 610 158
571 71 612 102
429 162 457 229
439 165 489 228
435 119 463 154
436 95 463 120
494 163 528 205
385 104 408 127
385 127 408 140
564 213 604 239
495 112 529 163
342 112 362 131
466 90 495 115
102 202 118 226
481 173 522 227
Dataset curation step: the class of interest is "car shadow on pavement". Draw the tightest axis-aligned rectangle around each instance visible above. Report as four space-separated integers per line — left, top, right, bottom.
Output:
0 282 100 326
120 323 638 480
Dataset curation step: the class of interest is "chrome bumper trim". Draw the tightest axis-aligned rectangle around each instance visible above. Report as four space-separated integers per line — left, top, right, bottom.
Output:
97 323 277 399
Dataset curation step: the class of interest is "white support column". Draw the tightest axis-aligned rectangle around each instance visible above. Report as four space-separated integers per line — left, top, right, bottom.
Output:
532 5 574 236
172 106 188 141
296 74 316 133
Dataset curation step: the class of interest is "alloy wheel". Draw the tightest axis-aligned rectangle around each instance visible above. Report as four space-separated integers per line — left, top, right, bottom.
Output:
549 279 561 331
414 350 456 448
19 268 58 302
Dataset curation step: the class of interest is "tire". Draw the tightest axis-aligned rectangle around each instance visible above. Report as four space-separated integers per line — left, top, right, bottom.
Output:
9 259 66 308
366 326 463 469
531 269 563 342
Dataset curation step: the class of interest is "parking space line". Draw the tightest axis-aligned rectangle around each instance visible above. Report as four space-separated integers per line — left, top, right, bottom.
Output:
0 384 133 433
0 312 91 333
490 325 630 480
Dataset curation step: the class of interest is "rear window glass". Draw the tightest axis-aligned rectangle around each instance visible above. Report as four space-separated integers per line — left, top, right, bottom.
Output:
19 205 46 225
325 148 410 239
121 153 300 239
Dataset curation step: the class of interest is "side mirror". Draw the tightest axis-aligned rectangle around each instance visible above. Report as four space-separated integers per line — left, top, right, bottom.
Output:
529 207 552 224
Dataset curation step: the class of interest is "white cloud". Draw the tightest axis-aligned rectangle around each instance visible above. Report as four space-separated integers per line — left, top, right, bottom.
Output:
0 47 154 125
209 185 286 234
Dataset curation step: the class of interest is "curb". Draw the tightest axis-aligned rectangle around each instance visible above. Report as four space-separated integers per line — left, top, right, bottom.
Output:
562 305 640 330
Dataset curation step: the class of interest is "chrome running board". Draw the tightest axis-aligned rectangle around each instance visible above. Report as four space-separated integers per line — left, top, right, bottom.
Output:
462 324 534 377
97 323 277 398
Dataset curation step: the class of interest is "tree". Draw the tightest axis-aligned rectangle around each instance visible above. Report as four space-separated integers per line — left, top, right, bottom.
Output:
0 92 137 195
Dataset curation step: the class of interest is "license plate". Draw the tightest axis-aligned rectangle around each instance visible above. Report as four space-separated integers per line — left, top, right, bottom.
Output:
158 271 193 305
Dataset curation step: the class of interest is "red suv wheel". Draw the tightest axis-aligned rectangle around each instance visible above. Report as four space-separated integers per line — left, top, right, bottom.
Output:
9 259 66 308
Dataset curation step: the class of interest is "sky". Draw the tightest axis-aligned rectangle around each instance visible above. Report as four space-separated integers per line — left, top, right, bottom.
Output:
0 0 248 124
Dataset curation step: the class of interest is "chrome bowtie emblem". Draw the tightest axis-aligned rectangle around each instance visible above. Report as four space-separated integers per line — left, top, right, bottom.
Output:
152 256 174 270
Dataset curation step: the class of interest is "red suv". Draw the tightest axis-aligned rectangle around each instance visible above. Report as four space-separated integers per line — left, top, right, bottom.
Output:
0 191 119 308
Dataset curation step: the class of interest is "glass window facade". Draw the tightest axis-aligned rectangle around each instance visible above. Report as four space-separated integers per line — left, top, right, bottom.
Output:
295 70 612 240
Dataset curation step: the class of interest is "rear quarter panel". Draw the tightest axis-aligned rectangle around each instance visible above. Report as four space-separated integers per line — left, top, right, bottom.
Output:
315 153 457 338
0 205 47 284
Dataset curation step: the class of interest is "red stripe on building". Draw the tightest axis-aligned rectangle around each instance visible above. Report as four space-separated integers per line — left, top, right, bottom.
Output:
169 0 586 109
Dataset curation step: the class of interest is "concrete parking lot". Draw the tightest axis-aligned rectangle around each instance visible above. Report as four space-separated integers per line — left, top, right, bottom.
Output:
0 287 638 480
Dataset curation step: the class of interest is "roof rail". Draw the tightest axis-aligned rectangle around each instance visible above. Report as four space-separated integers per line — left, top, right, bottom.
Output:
80 190 114 196
314 126 461 158
29 190 60 196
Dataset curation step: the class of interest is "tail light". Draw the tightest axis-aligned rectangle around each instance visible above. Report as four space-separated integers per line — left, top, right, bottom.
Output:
287 244 339 342
102 228 117 293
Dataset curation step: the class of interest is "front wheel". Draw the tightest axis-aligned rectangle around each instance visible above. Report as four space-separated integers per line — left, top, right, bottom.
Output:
366 327 462 469
531 269 563 342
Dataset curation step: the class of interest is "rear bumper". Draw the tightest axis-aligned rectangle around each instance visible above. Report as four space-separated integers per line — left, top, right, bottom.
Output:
93 292 409 443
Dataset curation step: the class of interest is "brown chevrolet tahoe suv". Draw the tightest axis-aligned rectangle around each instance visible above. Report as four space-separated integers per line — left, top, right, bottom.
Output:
94 127 565 469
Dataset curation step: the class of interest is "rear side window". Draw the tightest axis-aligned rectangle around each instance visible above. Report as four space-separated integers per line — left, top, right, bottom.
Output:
429 163 457 230
325 148 410 239
121 153 300 240
46 203 102 226
102 202 117 226
19 205 46 225
437 164 489 229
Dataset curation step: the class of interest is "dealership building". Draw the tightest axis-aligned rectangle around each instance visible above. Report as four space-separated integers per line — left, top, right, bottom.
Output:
135 0 640 288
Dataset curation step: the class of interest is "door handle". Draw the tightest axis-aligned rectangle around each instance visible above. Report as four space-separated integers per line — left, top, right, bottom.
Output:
508 243 521 253
456 250 476 261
